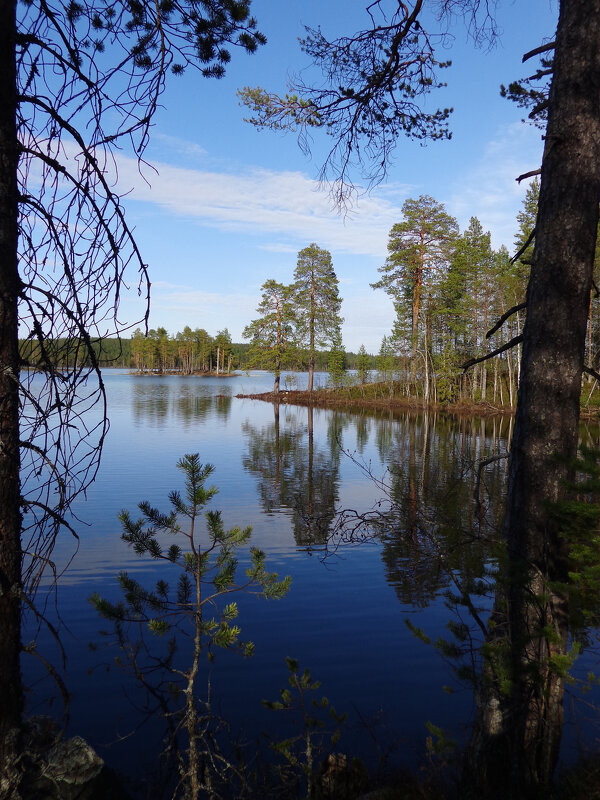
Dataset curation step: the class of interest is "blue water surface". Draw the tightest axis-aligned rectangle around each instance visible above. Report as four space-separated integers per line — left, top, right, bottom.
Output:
21 369 600 784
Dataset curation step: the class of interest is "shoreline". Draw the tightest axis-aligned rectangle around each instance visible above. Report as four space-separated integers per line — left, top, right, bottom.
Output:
235 387 516 417
236 386 600 420
128 369 239 377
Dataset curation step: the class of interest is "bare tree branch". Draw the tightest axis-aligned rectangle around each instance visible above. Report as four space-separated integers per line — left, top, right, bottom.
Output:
583 365 600 383
511 228 536 264
523 41 556 63
516 168 542 184
486 302 527 339
463 334 524 371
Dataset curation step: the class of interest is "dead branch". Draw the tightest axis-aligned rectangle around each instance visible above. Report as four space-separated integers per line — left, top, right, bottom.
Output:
516 168 541 184
486 303 527 339
511 228 536 264
584 366 600 383
522 41 556 62
463 334 524 372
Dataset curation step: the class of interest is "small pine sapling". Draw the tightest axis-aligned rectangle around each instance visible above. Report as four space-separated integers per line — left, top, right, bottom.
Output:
263 657 346 799
90 454 291 800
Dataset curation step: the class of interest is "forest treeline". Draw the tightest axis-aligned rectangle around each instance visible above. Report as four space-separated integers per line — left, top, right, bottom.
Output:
18 328 374 373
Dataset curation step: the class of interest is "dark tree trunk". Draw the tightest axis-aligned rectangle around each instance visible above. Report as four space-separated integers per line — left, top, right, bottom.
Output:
467 3 600 797
0 0 23 774
508 0 600 577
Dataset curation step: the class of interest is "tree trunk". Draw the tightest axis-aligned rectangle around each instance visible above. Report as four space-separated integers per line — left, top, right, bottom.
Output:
309 272 316 392
468 3 600 796
0 0 23 776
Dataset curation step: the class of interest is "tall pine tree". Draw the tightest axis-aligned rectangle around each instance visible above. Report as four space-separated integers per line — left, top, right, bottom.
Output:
293 243 343 391
373 196 458 371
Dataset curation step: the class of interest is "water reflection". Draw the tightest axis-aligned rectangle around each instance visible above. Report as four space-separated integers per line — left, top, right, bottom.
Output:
243 403 511 608
27 370 600 792
326 406 600 796
242 404 341 546
131 380 232 426
331 411 509 610
243 398 597 795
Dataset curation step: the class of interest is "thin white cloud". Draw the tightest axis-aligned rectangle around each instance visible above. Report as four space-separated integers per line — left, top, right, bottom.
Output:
150 279 192 290
447 122 544 249
257 242 301 254
147 286 258 339
151 132 208 161
155 288 256 311
112 153 405 258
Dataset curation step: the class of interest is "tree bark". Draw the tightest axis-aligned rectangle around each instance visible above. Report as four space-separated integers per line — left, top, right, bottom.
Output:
469 3 600 796
308 272 315 392
0 0 23 776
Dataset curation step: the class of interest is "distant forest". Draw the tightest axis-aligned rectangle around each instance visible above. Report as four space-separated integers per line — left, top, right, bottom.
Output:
19 329 374 373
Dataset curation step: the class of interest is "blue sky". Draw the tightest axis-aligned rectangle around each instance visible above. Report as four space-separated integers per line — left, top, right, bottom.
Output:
114 0 557 354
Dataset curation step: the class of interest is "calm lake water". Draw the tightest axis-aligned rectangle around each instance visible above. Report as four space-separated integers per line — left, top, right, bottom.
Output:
21 370 600 784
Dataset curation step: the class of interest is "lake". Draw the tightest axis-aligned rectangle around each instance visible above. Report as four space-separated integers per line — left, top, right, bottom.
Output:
21 369 600 788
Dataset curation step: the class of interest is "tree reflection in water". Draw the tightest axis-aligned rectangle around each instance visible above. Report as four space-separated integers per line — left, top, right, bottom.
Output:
244 401 600 796
131 381 232 426
347 412 600 797
242 404 343 546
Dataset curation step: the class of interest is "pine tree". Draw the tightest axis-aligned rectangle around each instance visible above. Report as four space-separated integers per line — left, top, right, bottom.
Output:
372 196 458 372
243 280 295 392
356 345 371 385
377 336 395 385
214 328 233 374
448 217 494 400
293 244 343 392
91 454 290 799
193 328 214 372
